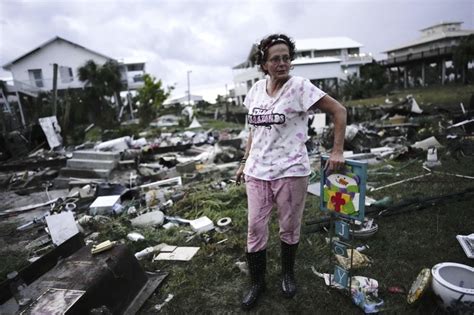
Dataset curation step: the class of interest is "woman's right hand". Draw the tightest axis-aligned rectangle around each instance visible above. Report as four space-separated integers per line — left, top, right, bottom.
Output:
235 164 245 185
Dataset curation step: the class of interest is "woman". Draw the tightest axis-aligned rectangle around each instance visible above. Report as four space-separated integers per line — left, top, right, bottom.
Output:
235 33 347 310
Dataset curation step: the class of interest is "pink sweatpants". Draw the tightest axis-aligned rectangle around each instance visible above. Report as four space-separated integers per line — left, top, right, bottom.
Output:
245 175 309 253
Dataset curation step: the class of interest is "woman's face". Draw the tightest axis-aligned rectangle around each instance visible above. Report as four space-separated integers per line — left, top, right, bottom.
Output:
263 43 291 80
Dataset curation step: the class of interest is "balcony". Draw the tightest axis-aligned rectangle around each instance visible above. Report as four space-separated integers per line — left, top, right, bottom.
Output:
340 54 374 66
2 79 42 97
379 46 455 66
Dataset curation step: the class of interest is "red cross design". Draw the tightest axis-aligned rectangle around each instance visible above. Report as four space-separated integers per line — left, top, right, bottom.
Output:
330 192 346 212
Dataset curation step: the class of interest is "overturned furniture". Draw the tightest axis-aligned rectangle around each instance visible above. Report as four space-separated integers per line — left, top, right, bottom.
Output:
0 243 167 314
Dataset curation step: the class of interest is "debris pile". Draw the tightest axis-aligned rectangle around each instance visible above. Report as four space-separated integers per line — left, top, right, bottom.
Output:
0 94 473 313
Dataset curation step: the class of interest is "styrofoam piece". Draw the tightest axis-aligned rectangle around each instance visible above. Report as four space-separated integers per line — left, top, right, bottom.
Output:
307 183 320 196
89 195 121 215
130 211 165 227
345 125 359 141
410 97 423 114
131 138 147 148
411 136 443 150
190 216 214 233
95 136 131 151
153 247 200 261
45 212 79 246
365 196 376 206
127 232 145 242
139 176 182 190
370 146 394 154
135 247 155 260
163 222 179 230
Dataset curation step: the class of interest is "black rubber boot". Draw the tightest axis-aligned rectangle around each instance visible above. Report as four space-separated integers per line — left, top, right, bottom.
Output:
281 241 298 298
241 249 266 310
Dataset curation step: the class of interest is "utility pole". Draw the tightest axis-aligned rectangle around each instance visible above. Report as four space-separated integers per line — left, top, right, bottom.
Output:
225 84 229 122
187 70 192 105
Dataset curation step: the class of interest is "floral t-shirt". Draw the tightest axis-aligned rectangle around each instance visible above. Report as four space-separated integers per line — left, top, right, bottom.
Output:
243 76 326 180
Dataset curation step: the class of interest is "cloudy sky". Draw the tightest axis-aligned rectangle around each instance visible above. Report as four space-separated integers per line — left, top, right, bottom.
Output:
0 0 473 102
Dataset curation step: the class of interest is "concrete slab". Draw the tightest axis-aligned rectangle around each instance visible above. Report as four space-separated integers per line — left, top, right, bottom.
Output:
66 159 117 170
0 245 167 314
59 167 111 179
72 150 120 161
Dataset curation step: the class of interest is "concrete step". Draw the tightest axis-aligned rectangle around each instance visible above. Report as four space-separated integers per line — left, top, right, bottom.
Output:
67 158 117 170
72 150 121 161
59 167 111 179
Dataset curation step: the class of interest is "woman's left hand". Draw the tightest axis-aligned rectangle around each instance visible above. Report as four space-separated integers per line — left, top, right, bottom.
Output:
325 151 345 172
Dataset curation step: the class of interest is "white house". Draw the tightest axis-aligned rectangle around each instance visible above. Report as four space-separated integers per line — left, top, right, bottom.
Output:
381 22 474 86
232 36 373 105
1 36 146 97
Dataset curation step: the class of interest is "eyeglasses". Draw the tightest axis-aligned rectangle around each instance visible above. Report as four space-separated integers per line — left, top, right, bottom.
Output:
267 55 291 65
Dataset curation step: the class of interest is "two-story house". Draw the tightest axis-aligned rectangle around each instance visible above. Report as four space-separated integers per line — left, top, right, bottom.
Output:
381 22 474 87
3 36 146 94
1 36 146 125
232 36 373 105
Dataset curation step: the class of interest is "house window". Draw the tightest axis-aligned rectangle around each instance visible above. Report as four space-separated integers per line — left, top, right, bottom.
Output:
59 66 74 83
314 49 341 57
133 74 144 82
296 51 312 58
28 69 44 88
348 48 360 55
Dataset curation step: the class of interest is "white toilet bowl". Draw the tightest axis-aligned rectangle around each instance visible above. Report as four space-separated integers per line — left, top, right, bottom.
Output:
431 262 474 312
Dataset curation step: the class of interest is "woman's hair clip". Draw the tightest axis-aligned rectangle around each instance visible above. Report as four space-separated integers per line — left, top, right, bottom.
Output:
270 37 287 45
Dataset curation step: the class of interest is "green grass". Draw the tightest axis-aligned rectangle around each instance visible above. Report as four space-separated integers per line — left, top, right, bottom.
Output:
345 83 474 107
196 118 244 130
130 152 473 314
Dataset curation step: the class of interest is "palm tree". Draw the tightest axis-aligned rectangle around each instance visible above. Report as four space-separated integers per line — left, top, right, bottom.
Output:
78 59 124 127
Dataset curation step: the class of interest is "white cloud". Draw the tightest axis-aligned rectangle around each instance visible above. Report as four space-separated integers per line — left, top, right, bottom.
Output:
1 0 473 101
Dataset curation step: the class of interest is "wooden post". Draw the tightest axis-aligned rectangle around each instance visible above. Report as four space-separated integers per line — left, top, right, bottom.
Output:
397 67 401 88
63 89 71 133
421 62 425 86
52 63 58 116
15 91 26 127
441 59 446 85
404 66 408 89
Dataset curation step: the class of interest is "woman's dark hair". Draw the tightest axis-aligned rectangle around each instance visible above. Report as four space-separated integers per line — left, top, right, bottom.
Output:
254 34 296 74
